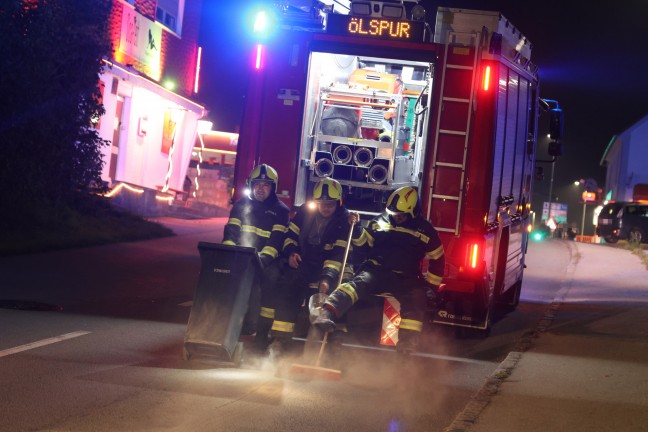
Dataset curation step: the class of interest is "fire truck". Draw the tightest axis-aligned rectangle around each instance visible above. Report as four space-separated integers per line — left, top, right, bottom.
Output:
233 1 563 333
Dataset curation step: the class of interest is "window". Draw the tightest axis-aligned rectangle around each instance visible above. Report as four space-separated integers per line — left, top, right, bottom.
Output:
639 206 648 217
156 0 184 35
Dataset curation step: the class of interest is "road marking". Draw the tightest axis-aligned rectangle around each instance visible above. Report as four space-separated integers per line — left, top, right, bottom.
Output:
0 331 91 358
177 301 193 307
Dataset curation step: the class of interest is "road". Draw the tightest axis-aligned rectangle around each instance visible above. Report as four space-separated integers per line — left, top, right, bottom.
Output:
0 218 569 431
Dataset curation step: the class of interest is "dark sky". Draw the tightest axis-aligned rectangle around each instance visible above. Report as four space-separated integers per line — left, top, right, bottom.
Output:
197 1 648 224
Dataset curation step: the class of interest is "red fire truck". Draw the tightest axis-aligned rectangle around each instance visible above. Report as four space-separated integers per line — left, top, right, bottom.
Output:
233 1 562 333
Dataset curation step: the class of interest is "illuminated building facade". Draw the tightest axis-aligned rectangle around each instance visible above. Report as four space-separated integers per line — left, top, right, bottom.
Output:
98 0 205 215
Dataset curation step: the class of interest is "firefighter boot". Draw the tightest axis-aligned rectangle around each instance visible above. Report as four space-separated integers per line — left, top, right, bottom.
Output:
268 336 296 364
396 330 420 357
253 316 273 355
313 308 336 333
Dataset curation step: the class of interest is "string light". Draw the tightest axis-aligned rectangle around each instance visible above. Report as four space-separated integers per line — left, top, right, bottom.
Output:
162 116 178 193
155 194 174 203
194 132 205 198
103 182 144 197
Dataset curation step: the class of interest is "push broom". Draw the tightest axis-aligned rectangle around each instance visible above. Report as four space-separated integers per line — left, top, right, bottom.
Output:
288 219 356 381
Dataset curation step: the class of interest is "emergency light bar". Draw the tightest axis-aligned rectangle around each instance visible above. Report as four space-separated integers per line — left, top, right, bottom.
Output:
350 1 405 19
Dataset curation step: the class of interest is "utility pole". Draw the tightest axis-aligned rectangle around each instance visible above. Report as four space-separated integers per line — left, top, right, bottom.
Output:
580 201 586 238
547 161 555 224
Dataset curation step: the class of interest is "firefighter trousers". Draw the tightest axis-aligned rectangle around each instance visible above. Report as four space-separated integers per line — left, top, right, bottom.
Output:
245 260 282 343
270 256 321 339
326 263 427 350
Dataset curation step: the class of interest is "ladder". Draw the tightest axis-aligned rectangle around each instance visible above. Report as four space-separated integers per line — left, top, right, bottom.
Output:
425 30 484 235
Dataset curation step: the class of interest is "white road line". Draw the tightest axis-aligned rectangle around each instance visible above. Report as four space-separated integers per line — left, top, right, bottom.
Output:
177 301 193 307
0 331 91 358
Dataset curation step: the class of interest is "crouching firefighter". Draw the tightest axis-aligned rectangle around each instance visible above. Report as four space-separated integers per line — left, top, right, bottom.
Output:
314 186 445 355
222 164 290 339
268 178 362 356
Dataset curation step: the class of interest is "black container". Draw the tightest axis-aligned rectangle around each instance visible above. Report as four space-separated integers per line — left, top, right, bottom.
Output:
183 242 261 364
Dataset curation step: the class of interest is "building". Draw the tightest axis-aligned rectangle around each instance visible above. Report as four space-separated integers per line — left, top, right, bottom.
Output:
97 0 205 215
183 129 238 217
600 113 648 202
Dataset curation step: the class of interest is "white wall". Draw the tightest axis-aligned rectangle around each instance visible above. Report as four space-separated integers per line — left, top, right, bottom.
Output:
98 68 202 195
603 114 648 202
626 118 648 200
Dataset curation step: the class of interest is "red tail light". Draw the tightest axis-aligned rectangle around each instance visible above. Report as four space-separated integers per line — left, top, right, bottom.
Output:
468 242 480 269
482 65 491 91
460 240 483 274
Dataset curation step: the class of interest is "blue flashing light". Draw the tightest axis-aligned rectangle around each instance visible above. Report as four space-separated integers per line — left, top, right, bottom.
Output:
247 6 277 41
253 11 267 33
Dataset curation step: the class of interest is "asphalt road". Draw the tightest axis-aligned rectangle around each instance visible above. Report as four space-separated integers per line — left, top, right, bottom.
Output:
0 218 569 431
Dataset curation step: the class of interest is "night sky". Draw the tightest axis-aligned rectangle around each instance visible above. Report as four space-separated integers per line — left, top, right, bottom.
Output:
197 1 648 228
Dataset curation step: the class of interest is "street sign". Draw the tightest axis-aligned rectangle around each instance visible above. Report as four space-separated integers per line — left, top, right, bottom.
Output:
581 191 596 202
542 202 568 223
583 178 598 193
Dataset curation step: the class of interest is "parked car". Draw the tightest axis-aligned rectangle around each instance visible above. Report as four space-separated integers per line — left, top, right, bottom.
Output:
596 201 648 244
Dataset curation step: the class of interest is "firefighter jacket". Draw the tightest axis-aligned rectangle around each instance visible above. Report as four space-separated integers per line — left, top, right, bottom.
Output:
357 212 445 288
283 204 363 284
222 193 290 267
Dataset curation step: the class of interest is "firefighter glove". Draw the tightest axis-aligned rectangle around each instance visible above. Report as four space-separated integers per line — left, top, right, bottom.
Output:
318 276 333 294
258 253 272 269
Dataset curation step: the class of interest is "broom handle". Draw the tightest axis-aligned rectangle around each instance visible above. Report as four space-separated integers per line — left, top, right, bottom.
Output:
315 332 328 367
337 218 356 287
314 218 356 367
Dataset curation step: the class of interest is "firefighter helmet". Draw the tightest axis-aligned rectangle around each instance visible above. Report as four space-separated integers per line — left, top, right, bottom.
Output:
313 178 343 205
386 186 419 218
248 164 278 190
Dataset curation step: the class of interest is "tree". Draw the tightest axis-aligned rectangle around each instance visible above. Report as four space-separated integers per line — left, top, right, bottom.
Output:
0 0 113 212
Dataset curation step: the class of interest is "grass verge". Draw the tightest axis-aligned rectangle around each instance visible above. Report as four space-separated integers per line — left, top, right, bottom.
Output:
0 200 174 257
626 242 648 271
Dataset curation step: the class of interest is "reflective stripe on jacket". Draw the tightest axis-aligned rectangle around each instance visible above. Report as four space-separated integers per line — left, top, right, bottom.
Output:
282 204 363 283
361 212 444 286
223 193 290 264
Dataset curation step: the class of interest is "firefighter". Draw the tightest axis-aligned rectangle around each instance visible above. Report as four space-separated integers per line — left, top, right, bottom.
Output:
222 164 290 342
267 178 361 357
314 186 445 355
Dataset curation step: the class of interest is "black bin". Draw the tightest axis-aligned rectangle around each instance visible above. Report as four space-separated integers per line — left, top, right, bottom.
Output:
183 242 261 364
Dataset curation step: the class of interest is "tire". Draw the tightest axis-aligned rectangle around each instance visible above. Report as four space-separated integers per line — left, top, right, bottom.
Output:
453 320 491 339
605 235 619 244
498 280 522 312
493 225 510 298
450 293 492 339
628 229 643 244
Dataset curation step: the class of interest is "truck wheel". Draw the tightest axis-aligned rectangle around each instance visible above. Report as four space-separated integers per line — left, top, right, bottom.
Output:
605 235 619 244
452 299 492 339
479 303 492 338
454 326 469 339
628 229 643 244
498 280 522 312
453 321 491 339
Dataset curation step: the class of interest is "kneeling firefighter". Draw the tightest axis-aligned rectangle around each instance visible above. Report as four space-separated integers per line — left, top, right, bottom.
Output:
314 186 445 354
267 178 362 355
